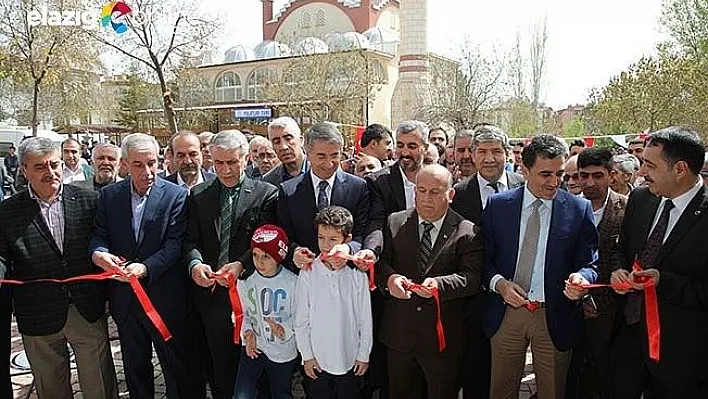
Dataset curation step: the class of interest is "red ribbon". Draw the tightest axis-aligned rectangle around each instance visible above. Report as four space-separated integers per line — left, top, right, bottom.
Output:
568 261 660 362
0 269 173 342
211 270 243 345
319 251 376 290
402 281 446 352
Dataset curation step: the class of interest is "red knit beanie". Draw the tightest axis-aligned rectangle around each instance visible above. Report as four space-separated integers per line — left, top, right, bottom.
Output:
251 224 289 264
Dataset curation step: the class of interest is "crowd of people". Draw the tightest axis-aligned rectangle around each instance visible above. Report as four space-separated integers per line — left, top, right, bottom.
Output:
0 118 707 399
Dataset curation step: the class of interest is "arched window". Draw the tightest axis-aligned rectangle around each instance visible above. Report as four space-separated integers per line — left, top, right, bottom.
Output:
215 71 241 102
369 59 387 83
300 11 312 28
315 9 326 27
247 68 277 100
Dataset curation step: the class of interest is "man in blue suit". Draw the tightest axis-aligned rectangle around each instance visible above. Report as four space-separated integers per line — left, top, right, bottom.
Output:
90 133 196 398
482 134 598 399
280 122 370 271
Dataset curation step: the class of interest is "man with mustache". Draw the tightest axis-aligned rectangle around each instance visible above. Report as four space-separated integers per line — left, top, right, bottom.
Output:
90 133 197 398
450 125 525 399
164 131 216 192
0 137 118 399
262 117 310 187
61 138 94 184
245 135 269 178
199 131 216 173
453 130 477 184
71 143 123 191
255 140 280 175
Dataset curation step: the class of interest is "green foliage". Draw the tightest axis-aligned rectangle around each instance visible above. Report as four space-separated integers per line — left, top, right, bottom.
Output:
116 69 161 131
563 115 586 137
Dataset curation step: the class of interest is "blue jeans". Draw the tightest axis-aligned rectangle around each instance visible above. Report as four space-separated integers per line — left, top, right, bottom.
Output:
233 349 297 399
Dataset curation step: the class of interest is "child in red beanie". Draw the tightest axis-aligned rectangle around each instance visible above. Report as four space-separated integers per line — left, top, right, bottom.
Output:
233 224 298 399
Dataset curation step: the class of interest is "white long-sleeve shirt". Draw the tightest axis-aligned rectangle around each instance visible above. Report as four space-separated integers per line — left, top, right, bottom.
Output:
238 266 298 363
294 257 373 375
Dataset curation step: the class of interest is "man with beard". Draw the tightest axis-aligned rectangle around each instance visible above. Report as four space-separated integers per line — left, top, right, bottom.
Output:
453 130 477 184
72 143 123 191
627 138 645 163
255 140 280 176
429 127 448 153
61 138 94 184
358 120 430 399
563 154 582 195
450 125 525 399
564 148 626 399
164 131 216 192
262 117 310 187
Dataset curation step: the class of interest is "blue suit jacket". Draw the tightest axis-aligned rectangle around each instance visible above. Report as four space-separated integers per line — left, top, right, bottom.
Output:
277 170 369 266
482 187 598 351
89 178 189 327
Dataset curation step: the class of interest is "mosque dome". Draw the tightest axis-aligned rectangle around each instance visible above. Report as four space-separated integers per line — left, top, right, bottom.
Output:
295 37 329 55
254 40 292 59
223 45 255 63
363 27 399 45
326 32 371 51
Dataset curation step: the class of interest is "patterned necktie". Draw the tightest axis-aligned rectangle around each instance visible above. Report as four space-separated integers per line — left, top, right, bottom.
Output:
418 222 434 273
488 181 500 193
514 199 543 292
317 180 329 211
624 199 674 325
218 187 236 268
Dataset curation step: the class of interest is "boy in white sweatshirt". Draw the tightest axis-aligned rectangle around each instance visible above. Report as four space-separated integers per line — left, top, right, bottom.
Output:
294 206 373 399
234 224 298 399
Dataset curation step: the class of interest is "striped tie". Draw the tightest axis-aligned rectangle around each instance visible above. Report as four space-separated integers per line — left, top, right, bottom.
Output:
514 199 542 292
418 222 434 273
317 180 329 211
218 188 235 268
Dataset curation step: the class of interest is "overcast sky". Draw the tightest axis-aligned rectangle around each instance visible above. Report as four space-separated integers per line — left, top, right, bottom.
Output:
201 0 667 110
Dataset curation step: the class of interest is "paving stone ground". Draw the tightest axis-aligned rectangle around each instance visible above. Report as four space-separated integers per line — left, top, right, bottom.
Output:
10 316 537 398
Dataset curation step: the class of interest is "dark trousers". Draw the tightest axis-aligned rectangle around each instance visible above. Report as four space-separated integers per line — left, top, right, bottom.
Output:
116 304 196 399
650 377 708 399
608 323 651 399
388 348 461 399
461 294 490 399
565 320 611 399
198 294 241 399
362 290 387 399
305 369 360 399
0 286 11 399
233 349 297 399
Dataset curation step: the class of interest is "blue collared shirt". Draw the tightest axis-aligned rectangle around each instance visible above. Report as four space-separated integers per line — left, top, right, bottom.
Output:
279 157 310 183
130 180 150 243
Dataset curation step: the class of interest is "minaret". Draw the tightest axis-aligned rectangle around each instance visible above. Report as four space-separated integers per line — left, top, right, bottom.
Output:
262 0 274 40
390 0 431 127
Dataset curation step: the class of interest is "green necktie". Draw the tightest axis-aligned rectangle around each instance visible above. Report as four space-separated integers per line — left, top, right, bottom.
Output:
218 187 236 268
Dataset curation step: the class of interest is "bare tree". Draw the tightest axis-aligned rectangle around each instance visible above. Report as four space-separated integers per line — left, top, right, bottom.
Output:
88 0 222 135
422 41 507 130
509 30 526 100
529 17 548 110
0 0 99 134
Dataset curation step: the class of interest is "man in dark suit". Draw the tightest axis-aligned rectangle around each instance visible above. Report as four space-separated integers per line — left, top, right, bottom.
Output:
185 130 278 399
609 127 708 398
483 134 598 399
280 122 369 271
565 147 627 399
261 117 311 187
0 137 117 399
450 125 524 399
89 133 195 398
376 164 483 399
163 131 216 191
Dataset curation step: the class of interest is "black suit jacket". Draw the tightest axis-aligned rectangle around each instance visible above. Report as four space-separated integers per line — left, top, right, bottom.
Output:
89 178 189 327
611 184 708 380
451 171 525 225
375 209 483 354
363 162 408 254
0 184 106 336
185 176 278 311
277 170 369 269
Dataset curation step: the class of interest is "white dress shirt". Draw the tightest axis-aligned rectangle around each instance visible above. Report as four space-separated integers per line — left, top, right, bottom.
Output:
310 171 337 207
295 257 373 375
491 185 553 302
399 165 416 210
62 164 87 184
478 172 509 209
418 214 446 247
130 181 150 243
176 170 205 192
649 177 703 242
592 192 610 227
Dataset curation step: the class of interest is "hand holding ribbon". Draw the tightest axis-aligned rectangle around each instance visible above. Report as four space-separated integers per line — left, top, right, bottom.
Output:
401 280 446 352
210 269 243 344
320 250 377 290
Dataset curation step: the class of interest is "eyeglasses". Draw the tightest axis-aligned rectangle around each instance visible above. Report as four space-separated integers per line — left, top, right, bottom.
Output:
257 153 277 161
700 171 708 178
563 173 580 182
